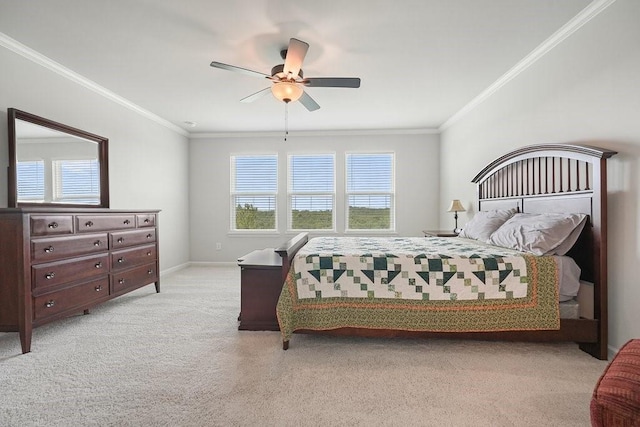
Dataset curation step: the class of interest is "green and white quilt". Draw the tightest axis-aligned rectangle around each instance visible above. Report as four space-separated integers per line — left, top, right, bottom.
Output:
276 237 560 342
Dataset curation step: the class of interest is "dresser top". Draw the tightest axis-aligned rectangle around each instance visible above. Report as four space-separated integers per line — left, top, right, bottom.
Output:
0 207 160 215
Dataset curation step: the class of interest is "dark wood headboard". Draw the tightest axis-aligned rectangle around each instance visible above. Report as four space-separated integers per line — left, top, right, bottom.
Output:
471 143 617 359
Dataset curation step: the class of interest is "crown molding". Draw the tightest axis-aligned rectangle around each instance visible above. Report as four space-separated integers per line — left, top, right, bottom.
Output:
439 0 618 132
189 127 440 139
0 32 189 137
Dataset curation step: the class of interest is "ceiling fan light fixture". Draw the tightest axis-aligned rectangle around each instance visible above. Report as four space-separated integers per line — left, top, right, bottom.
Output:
271 81 303 103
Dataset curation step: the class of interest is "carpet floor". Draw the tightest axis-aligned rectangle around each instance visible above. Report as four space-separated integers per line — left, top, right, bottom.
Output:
0 265 607 426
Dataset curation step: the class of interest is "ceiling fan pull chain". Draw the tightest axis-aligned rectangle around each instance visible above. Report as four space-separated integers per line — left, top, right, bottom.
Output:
284 101 289 142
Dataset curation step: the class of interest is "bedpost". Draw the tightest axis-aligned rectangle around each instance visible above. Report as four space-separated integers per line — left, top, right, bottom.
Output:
275 232 309 282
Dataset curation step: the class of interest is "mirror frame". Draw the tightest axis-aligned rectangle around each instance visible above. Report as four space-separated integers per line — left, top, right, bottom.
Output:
7 108 109 208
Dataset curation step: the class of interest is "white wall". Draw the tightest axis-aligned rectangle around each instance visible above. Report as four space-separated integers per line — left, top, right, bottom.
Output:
439 0 640 352
189 132 440 262
0 47 191 271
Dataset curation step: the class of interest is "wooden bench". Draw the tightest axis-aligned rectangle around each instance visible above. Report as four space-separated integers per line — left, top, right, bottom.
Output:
237 233 308 331
591 339 640 426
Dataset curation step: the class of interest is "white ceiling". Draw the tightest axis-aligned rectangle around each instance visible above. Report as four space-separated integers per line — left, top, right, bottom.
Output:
0 0 594 135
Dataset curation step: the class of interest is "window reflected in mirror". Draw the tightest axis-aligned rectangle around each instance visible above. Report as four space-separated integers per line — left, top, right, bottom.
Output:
8 108 109 208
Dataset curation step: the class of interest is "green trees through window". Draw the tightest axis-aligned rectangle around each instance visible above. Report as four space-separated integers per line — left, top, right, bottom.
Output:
231 152 395 231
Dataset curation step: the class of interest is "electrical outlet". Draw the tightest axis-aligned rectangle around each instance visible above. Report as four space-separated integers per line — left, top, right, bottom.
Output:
215 242 222 250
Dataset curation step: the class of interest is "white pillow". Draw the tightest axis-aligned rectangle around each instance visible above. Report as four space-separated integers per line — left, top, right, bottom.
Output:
488 213 587 256
458 208 517 242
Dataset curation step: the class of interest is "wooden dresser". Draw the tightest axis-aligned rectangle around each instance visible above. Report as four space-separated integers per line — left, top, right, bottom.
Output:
0 208 160 354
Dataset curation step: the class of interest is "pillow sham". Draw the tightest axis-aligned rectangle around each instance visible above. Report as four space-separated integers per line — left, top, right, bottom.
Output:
487 212 587 256
458 208 517 242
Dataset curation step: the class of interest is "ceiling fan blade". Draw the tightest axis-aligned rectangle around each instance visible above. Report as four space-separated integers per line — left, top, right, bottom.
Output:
240 87 271 103
283 38 309 78
299 91 320 112
210 61 270 79
303 77 361 88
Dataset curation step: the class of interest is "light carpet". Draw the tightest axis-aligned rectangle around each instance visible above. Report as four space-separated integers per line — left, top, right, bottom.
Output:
0 265 608 426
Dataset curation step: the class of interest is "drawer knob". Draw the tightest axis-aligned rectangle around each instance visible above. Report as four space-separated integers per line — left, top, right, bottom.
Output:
144 218 150 223
95 262 103 268
146 234 152 239
48 222 58 229
45 300 55 308
94 240 102 246
117 257 125 263
44 246 55 253
147 269 153 275
85 221 94 227
124 219 131 225
45 272 56 280
147 252 152 256
117 237 124 243
118 278 125 284
95 285 103 292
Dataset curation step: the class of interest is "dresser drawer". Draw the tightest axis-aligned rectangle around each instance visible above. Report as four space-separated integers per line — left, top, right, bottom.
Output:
137 214 156 228
111 262 158 294
33 277 109 321
31 233 108 262
110 229 156 249
30 215 74 236
32 253 109 291
76 215 136 233
111 244 157 272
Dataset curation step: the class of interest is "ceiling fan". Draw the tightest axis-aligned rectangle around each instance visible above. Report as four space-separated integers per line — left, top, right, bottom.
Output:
210 38 361 112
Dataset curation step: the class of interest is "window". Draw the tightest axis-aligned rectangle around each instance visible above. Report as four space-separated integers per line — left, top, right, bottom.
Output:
288 154 335 230
346 153 395 230
231 155 278 230
17 160 45 202
53 159 101 204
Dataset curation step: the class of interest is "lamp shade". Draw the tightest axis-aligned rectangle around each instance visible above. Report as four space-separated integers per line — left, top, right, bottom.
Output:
271 81 303 103
447 199 465 212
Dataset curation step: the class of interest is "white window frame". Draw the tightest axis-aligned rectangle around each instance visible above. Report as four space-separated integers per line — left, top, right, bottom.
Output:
287 153 336 232
52 158 101 204
230 154 278 232
345 152 395 232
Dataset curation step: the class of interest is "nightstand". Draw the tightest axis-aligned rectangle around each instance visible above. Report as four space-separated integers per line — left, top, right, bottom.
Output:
422 230 458 237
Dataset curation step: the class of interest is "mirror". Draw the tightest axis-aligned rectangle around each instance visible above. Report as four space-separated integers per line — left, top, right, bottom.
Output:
7 108 109 208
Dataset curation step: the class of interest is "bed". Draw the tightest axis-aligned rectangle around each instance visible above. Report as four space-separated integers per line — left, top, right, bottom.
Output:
275 143 617 360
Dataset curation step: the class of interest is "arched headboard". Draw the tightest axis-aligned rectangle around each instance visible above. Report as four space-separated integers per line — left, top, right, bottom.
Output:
472 144 617 359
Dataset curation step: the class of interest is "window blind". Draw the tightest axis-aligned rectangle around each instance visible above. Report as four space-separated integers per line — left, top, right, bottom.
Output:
288 154 335 230
346 153 395 230
17 160 45 201
231 155 278 230
53 159 100 204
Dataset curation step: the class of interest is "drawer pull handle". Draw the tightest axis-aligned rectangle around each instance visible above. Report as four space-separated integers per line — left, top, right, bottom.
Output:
45 300 56 308
147 269 153 275
44 246 55 253
95 262 103 268
48 222 58 229
118 278 125 284
95 285 103 292
124 219 131 225
144 218 150 223
94 240 102 246
146 234 152 239
117 257 125 263
45 272 55 280
117 237 124 243
85 221 94 227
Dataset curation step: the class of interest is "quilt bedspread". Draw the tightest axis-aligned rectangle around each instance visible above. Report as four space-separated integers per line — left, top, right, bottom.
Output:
276 237 560 341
